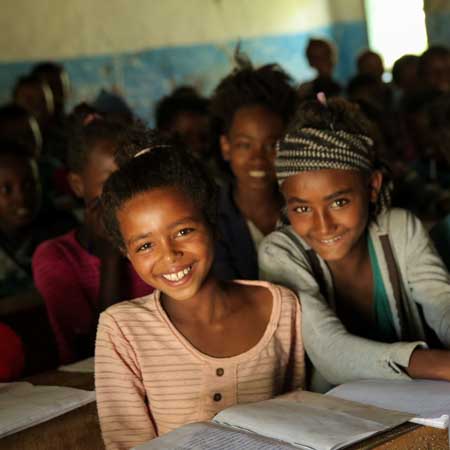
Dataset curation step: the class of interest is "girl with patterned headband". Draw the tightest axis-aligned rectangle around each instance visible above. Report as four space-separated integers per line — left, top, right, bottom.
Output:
259 96 450 393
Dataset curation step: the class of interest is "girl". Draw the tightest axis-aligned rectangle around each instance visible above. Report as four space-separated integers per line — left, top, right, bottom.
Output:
32 114 152 365
210 59 298 280
96 128 305 450
259 96 450 393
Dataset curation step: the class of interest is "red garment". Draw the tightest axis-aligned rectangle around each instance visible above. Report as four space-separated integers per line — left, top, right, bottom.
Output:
0 323 25 381
32 230 153 364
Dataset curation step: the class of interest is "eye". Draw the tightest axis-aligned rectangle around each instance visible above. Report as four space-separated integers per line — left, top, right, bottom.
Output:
176 227 194 237
136 242 153 253
235 141 251 150
331 199 349 209
293 205 311 214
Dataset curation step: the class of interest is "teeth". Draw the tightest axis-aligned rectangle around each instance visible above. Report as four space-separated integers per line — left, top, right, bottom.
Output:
249 170 266 178
162 266 192 282
320 236 342 244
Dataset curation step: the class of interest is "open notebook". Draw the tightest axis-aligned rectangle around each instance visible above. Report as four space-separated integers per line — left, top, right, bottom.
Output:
134 390 412 450
0 382 95 438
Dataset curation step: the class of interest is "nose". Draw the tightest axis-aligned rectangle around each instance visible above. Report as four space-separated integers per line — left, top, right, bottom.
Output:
313 209 336 235
160 239 183 263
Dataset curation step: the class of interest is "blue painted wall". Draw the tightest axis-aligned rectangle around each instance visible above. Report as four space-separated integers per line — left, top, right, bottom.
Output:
426 11 450 46
0 20 368 124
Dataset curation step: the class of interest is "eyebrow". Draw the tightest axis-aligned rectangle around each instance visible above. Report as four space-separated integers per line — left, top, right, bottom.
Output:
287 188 354 204
126 216 199 245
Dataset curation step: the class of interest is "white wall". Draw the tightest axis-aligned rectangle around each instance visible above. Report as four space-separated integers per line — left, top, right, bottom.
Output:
1 0 335 62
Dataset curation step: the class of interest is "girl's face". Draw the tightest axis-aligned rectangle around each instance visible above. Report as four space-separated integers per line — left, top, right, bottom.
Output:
118 187 214 302
220 105 284 190
0 154 41 234
282 169 382 263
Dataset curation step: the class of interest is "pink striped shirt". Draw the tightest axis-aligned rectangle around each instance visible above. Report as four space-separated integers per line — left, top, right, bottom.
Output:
95 280 305 450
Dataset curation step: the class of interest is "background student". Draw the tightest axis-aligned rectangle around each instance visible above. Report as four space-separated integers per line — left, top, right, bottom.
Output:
210 58 298 280
259 97 450 393
95 128 304 450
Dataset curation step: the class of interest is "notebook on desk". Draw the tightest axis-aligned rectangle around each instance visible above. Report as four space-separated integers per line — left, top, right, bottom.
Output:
134 390 412 450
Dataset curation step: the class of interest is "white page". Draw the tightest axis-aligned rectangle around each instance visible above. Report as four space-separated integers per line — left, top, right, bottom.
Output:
59 357 95 373
133 422 298 450
327 379 450 428
213 391 411 450
0 382 96 438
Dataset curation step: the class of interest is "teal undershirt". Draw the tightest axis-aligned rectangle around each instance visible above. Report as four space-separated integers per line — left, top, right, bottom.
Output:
368 236 397 343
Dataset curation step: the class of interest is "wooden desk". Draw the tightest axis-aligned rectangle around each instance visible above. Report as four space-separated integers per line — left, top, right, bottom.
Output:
0 370 103 450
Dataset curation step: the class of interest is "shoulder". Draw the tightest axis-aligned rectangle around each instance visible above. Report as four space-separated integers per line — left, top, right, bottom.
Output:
260 226 307 258
32 230 79 265
372 208 425 241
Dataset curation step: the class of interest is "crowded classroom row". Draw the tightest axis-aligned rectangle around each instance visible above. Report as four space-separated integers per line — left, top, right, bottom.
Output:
0 39 450 450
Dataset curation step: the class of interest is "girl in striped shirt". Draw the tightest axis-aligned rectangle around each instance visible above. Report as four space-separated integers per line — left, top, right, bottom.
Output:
96 127 305 450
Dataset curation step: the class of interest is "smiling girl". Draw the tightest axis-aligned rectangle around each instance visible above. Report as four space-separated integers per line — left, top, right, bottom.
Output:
95 128 305 450
259 97 450 393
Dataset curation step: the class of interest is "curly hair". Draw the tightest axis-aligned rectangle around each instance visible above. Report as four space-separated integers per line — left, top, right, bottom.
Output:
283 97 393 218
210 60 298 134
66 108 124 173
100 126 218 251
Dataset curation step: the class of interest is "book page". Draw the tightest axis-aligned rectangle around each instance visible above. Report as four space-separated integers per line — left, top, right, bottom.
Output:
59 357 95 373
0 382 96 438
213 391 412 450
134 422 299 450
327 379 450 428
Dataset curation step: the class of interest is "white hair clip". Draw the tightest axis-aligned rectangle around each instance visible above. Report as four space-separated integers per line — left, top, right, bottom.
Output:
133 148 151 158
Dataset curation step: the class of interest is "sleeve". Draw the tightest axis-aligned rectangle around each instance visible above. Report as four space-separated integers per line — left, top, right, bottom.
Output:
403 212 450 348
95 311 156 450
258 231 423 388
32 241 94 364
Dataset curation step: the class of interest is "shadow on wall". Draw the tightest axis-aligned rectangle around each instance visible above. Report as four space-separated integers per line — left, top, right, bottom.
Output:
0 21 368 123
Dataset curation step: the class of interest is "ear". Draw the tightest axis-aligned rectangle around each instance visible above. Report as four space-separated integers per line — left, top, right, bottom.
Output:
369 171 383 203
68 172 85 199
220 135 231 161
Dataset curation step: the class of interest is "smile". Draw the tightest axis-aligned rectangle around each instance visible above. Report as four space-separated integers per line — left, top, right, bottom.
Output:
318 235 344 245
249 170 266 178
162 265 192 282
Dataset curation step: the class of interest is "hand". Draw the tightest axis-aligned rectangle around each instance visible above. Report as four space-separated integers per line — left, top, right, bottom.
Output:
407 349 450 382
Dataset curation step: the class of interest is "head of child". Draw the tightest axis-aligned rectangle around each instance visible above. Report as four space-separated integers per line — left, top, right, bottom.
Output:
210 59 297 191
67 112 122 239
357 50 384 82
306 38 336 78
418 46 450 94
13 75 54 131
31 62 70 119
101 128 218 302
276 97 392 265
155 86 210 159
0 140 41 238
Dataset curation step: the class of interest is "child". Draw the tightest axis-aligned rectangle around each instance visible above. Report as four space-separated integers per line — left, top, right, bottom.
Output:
32 116 152 365
95 128 305 450
259 96 450 393
210 60 298 280
0 139 73 298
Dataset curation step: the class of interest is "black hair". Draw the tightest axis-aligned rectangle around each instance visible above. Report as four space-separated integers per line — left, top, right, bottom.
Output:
0 138 31 159
155 86 209 131
12 75 46 100
418 45 450 76
210 59 298 134
66 106 124 172
31 62 64 77
392 54 419 86
305 38 336 61
101 126 218 251
287 97 392 217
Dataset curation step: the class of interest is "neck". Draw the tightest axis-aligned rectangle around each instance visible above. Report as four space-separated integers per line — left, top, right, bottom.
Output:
161 275 230 325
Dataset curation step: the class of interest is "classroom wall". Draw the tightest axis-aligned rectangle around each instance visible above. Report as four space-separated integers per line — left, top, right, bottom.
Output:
424 0 450 46
0 0 368 122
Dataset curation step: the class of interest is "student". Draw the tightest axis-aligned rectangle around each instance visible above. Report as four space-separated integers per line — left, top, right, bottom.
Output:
0 139 73 298
418 45 450 94
32 116 152 365
0 322 24 382
210 61 298 280
95 128 305 450
259 96 450 393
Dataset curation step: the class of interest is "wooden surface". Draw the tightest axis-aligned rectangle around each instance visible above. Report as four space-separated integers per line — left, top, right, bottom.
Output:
0 369 103 450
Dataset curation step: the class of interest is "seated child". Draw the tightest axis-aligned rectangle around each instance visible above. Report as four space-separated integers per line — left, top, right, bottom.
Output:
259 96 450 393
0 322 24 381
32 117 152 365
0 140 73 298
95 128 305 450
210 60 298 280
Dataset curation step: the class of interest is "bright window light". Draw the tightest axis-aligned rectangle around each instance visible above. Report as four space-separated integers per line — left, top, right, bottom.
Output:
365 0 428 70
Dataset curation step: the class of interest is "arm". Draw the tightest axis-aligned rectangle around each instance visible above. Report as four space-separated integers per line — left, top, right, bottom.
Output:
95 311 156 450
258 230 423 387
32 242 96 364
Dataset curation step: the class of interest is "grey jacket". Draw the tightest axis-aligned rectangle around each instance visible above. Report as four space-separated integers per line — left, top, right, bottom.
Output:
259 208 450 392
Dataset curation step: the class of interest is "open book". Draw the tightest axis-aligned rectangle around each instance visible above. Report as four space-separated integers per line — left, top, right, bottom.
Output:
134 390 412 450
